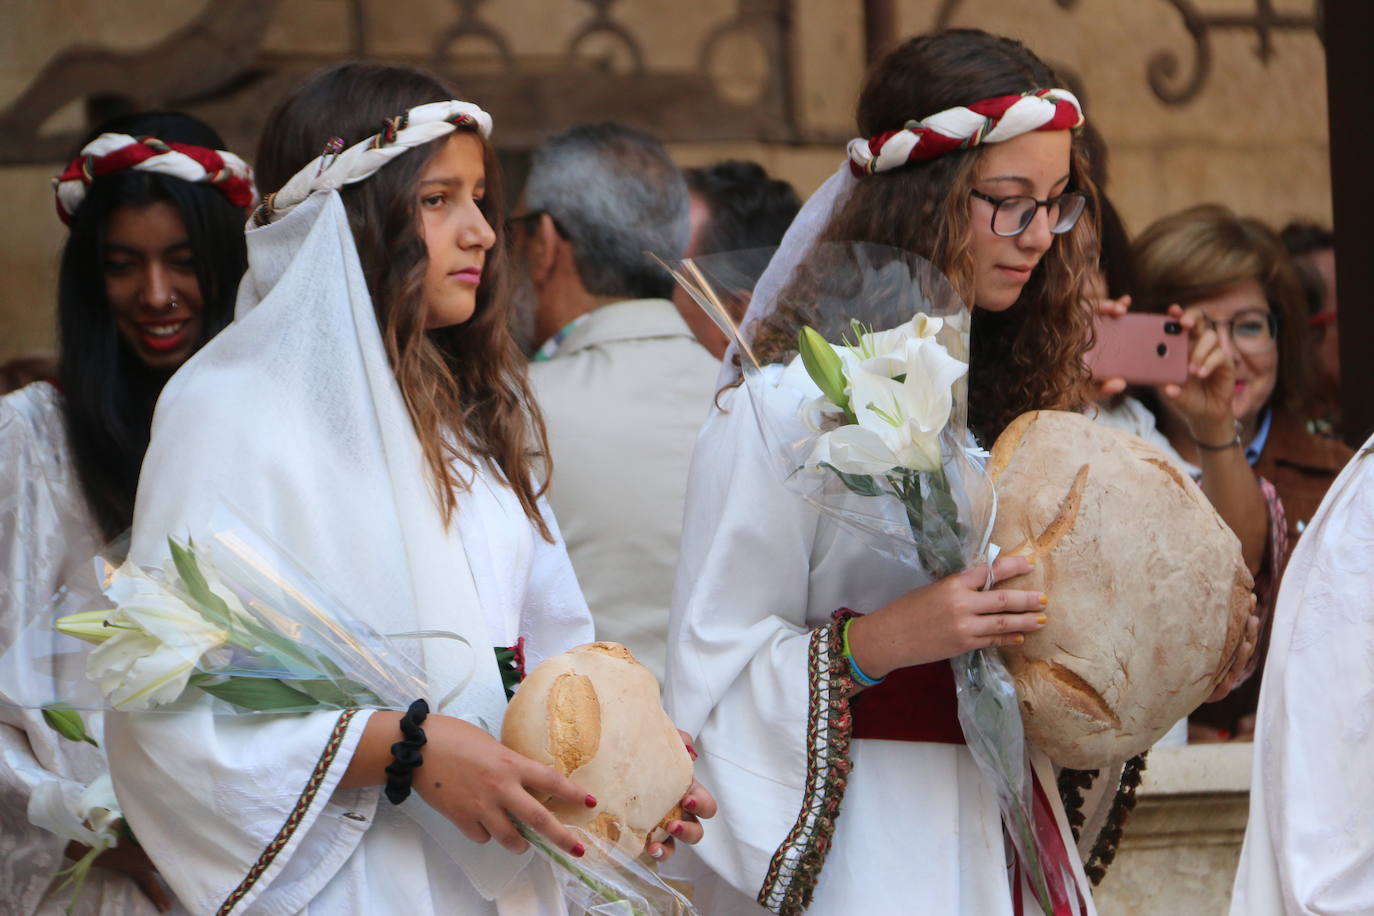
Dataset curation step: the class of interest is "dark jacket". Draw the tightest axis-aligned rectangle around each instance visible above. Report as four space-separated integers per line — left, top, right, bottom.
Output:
1254 406 1354 544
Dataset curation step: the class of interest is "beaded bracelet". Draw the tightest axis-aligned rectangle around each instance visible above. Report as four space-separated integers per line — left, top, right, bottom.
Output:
840 617 886 687
383 699 429 804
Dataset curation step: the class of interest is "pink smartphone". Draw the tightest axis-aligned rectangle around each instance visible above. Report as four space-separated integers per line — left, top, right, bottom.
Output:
1085 313 1188 386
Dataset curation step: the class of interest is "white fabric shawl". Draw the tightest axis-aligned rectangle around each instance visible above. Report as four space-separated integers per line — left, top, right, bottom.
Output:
1230 440 1374 916
105 190 589 915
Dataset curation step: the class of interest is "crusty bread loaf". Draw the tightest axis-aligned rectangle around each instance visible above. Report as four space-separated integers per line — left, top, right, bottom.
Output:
989 410 1253 768
501 642 694 855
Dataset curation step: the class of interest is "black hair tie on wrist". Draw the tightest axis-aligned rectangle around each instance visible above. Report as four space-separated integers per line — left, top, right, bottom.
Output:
384 699 429 805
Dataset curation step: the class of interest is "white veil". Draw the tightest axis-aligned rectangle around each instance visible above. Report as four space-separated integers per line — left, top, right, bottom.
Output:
716 164 857 387
106 102 541 911
132 98 508 727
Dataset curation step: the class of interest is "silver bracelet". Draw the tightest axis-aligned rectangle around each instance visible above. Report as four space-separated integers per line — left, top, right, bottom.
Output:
1192 419 1243 451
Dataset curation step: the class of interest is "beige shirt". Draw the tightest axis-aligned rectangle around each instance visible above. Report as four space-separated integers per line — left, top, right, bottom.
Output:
530 299 719 682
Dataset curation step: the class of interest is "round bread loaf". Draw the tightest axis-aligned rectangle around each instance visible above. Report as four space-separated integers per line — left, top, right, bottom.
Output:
501 642 693 856
988 410 1253 768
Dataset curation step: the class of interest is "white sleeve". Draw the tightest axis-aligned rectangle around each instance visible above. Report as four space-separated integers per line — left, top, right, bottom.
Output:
0 386 108 912
104 380 381 916
1231 449 1374 915
520 497 595 670
664 386 848 907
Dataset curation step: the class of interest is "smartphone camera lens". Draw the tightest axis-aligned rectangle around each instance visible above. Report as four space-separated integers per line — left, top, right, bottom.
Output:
1156 343 1168 357
1164 321 1183 335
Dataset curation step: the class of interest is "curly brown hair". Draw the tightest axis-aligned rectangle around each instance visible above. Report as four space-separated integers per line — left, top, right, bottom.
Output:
256 61 553 538
743 29 1099 444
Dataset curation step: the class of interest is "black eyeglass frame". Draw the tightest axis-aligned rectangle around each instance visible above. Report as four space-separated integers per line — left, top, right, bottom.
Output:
968 189 1088 238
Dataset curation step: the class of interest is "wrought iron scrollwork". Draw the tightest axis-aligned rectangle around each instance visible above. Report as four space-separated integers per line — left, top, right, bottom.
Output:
431 0 515 72
934 0 1322 107
1148 0 1322 106
566 0 646 74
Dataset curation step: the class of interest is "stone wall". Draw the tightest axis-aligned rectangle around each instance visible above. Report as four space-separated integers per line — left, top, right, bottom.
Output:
0 0 1329 365
1094 744 1254 916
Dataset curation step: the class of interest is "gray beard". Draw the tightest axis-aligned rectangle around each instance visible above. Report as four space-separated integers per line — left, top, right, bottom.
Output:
507 266 539 358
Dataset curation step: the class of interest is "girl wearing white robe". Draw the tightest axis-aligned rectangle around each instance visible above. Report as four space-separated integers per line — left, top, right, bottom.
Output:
664 29 1124 915
0 382 154 915
103 63 708 916
2 110 251 915
666 371 1094 916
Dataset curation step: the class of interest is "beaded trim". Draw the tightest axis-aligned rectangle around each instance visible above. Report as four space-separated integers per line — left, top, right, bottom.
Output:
1082 752 1148 885
215 709 360 915
1057 765 1098 842
757 623 855 915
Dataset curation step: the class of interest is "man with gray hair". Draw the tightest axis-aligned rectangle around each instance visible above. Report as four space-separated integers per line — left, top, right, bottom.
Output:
510 122 717 682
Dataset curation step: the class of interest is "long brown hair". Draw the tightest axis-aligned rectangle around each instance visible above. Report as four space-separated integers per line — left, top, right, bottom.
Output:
745 29 1099 444
1133 203 1311 413
256 62 553 538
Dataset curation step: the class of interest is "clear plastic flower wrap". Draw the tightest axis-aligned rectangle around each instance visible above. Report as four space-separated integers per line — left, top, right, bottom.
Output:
0 502 697 914
0 504 442 716
517 822 697 916
659 242 1075 915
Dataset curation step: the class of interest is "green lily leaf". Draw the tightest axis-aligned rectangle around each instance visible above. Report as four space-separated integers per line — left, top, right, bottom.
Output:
167 538 236 632
195 675 322 712
820 462 885 498
290 676 381 708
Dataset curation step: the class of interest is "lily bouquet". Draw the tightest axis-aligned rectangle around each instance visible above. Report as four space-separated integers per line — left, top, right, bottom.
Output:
661 242 1074 915
46 524 429 715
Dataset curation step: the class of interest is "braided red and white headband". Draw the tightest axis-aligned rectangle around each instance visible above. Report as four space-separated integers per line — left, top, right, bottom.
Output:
54 134 256 224
254 100 492 225
847 88 1084 177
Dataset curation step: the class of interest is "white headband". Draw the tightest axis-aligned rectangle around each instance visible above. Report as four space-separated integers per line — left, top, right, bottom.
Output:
256 100 493 224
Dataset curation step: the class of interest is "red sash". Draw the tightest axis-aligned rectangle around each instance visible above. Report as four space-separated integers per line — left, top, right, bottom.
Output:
850 660 966 744
846 651 1083 915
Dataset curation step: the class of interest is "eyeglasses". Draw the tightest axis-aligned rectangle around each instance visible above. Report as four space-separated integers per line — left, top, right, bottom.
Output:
1194 308 1281 356
969 189 1087 238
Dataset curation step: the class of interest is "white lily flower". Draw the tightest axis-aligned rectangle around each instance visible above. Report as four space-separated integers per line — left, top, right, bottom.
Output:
841 312 945 379
808 333 968 475
27 773 122 849
76 774 122 846
86 563 227 710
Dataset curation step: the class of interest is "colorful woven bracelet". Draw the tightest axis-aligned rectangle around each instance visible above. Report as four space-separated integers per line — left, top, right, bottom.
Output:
840 617 886 687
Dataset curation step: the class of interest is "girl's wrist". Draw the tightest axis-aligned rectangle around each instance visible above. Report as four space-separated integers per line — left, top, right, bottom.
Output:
1189 417 1243 451
844 613 897 680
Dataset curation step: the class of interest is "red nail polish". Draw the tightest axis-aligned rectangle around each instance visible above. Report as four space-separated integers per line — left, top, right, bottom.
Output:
671 822 685 837
571 843 586 858
685 743 698 761
684 797 698 812
584 794 597 808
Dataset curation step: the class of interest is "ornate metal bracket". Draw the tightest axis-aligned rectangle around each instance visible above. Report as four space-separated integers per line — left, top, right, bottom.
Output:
1146 0 1322 106
934 0 1323 107
0 0 799 166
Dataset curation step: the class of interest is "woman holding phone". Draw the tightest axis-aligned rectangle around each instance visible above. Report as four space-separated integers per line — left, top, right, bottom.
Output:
1105 203 1351 742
